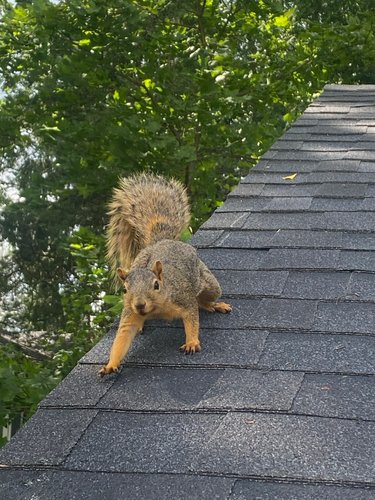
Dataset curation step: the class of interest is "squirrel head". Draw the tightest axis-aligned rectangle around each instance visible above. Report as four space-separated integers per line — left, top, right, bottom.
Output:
117 261 166 316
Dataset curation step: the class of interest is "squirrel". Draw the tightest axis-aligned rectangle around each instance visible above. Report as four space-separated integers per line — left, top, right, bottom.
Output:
99 172 231 376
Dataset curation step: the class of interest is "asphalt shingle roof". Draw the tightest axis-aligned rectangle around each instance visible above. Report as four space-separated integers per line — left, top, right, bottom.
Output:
1 84 375 499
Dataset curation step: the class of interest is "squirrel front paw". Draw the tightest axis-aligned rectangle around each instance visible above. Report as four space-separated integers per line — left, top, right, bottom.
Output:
98 364 120 377
179 341 201 355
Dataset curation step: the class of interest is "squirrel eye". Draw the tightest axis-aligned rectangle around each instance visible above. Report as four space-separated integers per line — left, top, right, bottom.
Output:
154 280 160 290
123 286 127 294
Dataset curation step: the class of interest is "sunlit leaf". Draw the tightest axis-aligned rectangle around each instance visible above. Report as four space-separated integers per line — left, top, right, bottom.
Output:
282 173 298 180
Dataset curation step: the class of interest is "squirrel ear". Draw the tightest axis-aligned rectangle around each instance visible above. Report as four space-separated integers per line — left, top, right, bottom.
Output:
152 260 163 280
117 268 128 281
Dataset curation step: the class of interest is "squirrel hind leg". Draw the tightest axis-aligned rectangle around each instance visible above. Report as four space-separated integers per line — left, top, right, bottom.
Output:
196 261 231 313
197 271 231 314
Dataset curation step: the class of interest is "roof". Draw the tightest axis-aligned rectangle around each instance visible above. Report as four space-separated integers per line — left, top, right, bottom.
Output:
1 84 375 499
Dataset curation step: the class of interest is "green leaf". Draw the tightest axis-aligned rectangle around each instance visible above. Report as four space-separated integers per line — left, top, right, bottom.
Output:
76 39 91 46
274 8 295 28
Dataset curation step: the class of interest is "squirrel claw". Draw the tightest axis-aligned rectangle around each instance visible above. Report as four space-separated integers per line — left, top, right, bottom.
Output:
179 342 201 355
98 365 120 377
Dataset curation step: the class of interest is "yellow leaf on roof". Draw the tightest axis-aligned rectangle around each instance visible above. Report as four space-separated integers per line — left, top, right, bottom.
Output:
282 173 298 180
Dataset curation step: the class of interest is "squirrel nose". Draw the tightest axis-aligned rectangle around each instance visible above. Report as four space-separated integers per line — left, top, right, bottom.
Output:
135 302 146 313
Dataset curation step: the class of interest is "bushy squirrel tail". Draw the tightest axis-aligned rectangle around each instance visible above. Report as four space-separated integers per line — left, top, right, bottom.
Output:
106 172 191 275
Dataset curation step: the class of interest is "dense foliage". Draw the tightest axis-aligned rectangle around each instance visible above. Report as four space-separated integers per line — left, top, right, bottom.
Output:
1 0 374 444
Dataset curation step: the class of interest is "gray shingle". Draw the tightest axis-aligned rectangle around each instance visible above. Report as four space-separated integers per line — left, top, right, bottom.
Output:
316 183 367 197
260 159 361 172
306 114 353 121
255 160 316 172
268 229 375 254
247 299 318 330
198 369 304 411
198 248 268 270
200 212 248 229
261 149 276 159
243 213 326 231
292 373 375 420
217 230 277 248
230 479 375 500
313 301 375 334
65 412 225 473
258 332 375 374
358 161 375 173
346 150 375 160
341 231 375 250
190 229 223 247
347 272 375 301
322 94 375 101
215 197 270 212
4 471 233 500
265 197 312 211
261 184 320 197
292 117 319 126
270 140 304 150
306 104 350 113
0 470 49 500
213 270 289 297
243 171 310 184
0 409 97 466
281 271 350 300
350 141 375 150
339 250 375 271
300 142 350 151
365 184 375 196
192 413 375 482
311 171 375 183
262 249 340 270
273 151 348 161
220 196 319 214
4 471 371 500
360 197 375 210
325 211 375 231
281 131 312 140
349 112 375 120
310 198 364 211
310 125 367 135
317 159 361 170
40 364 114 407
271 230 343 249
325 84 375 91
315 135 365 142
97 367 224 410
199 298 262 329
227 183 265 197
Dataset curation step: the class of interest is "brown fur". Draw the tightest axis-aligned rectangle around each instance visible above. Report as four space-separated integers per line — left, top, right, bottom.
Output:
106 173 190 277
99 174 231 376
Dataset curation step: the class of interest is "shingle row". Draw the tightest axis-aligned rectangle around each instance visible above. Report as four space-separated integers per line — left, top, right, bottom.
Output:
5 410 374 485
196 228 375 251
